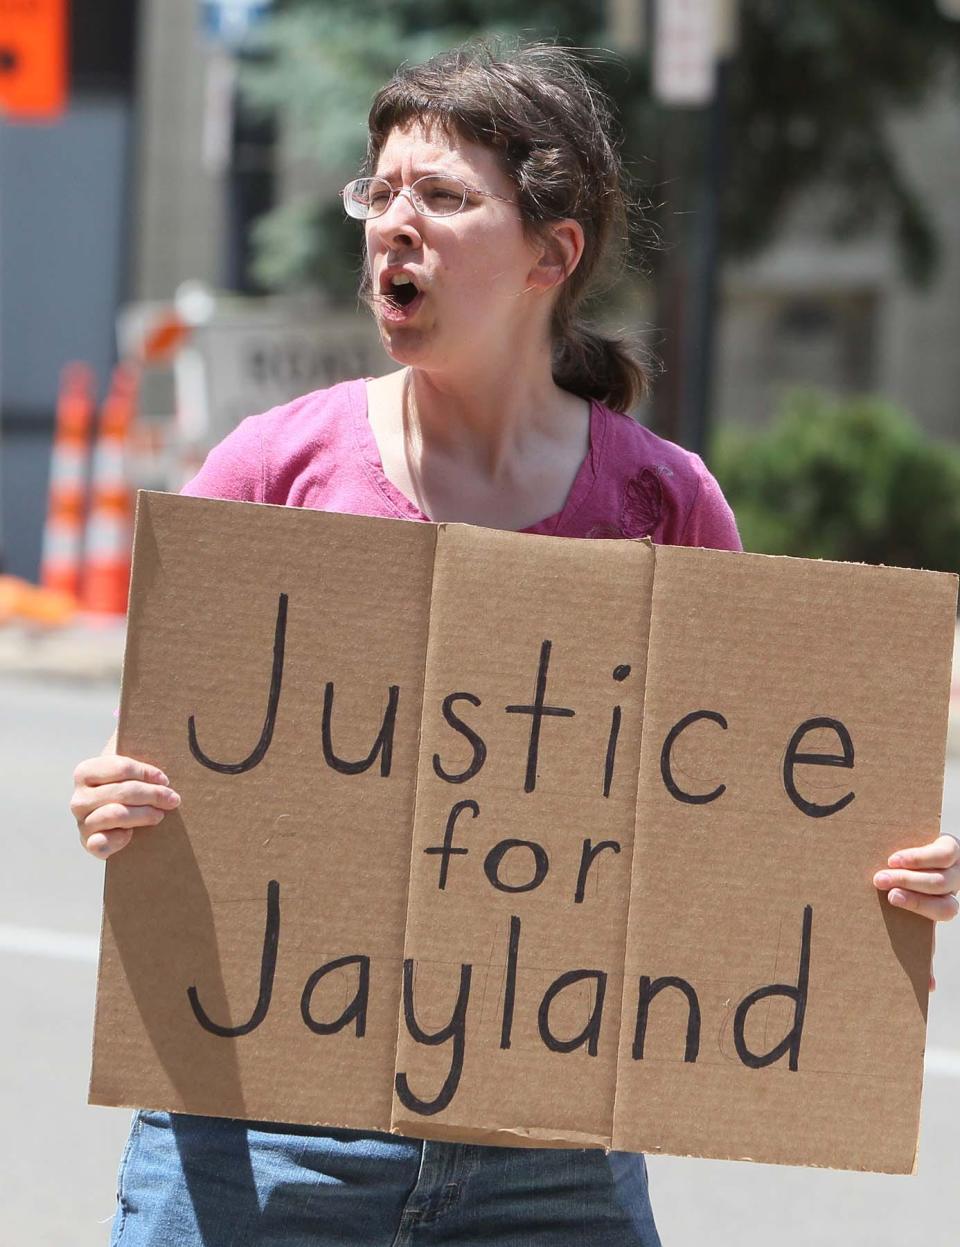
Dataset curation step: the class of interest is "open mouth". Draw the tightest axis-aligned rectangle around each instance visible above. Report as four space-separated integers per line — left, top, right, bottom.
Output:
379 272 422 314
388 276 419 308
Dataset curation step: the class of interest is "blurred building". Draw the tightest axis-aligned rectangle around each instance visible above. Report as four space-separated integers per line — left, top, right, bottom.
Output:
1 0 138 579
716 86 960 442
1 0 959 579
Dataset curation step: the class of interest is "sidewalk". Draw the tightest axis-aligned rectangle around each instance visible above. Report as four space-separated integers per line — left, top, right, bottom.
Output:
0 615 126 683
1 615 959 757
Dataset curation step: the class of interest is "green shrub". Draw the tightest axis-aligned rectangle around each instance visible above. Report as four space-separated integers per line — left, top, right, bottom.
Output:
711 390 960 575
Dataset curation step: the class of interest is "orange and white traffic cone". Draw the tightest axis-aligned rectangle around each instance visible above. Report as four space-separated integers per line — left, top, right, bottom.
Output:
40 363 97 600
81 364 139 616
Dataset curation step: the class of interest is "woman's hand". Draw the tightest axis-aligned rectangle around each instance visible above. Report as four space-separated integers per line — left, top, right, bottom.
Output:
874 833 960 989
71 749 180 859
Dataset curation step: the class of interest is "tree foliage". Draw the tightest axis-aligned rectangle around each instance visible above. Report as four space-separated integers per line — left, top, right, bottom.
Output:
239 1 960 298
712 390 960 573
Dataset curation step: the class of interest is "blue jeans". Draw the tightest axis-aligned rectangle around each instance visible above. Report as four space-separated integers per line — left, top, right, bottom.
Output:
110 1112 662 1246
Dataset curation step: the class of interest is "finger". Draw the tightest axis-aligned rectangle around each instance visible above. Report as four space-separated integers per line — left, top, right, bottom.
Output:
83 828 134 859
888 834 960 871
874 865 960 896
72 781 180 821
73 755 170 790
81 802 168 840
886 889 960 922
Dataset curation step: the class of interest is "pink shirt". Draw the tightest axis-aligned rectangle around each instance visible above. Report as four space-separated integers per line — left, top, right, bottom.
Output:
182 378 741 550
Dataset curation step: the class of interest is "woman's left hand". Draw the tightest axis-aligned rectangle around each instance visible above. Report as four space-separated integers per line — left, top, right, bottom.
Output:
874 833 960 989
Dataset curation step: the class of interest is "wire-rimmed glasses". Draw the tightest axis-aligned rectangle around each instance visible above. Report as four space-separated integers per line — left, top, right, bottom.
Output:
341 174 515 220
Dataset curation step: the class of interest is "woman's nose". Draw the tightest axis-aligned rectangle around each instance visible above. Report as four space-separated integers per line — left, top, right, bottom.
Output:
371 188 423 249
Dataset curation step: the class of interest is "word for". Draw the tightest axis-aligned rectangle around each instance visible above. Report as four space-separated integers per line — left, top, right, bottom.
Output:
187 881 813 1116
187 593 856 817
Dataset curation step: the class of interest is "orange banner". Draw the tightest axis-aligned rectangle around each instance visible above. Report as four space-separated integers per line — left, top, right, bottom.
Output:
0 0 68 120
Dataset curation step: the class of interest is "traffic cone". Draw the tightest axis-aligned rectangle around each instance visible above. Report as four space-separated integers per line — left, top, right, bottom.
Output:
81 364 139 616
40 363 96 600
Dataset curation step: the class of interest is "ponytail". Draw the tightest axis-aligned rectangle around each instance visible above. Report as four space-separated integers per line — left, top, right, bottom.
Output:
552 324 650 414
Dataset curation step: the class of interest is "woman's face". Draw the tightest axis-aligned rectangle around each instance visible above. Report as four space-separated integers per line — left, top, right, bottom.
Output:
365 120 549 372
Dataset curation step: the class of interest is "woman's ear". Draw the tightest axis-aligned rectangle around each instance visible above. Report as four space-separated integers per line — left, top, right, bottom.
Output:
528 219 586 293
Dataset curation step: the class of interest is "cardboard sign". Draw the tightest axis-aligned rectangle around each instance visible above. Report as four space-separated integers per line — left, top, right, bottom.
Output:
90 492 958 1173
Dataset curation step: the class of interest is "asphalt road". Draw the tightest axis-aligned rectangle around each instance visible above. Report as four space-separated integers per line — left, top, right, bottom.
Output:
2 673 958 1247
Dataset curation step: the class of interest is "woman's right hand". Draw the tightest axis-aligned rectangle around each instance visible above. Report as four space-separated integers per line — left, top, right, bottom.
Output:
71 750 181 859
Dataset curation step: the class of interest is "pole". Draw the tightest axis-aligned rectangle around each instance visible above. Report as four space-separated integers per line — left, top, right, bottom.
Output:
682 54 730 456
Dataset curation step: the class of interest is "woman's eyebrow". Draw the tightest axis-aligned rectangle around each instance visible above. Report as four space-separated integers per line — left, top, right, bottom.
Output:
373 166 466 182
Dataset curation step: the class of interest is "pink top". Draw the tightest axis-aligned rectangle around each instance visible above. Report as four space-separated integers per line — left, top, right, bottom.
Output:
182 378 741 550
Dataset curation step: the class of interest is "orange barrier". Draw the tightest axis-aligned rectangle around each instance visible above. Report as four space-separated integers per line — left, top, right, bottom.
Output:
40 363 96 600
81 364 139 616
0 574 77 627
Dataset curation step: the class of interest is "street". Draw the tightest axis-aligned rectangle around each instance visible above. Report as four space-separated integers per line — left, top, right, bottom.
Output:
2 671 958 1247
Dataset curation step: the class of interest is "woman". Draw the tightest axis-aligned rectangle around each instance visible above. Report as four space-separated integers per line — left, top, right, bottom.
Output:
71 41 959 1247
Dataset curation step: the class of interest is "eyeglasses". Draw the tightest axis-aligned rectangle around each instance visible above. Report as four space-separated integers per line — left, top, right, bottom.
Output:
341 174 515 220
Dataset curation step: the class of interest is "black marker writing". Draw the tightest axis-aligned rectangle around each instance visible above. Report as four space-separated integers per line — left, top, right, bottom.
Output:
602 664 632 797
484 838 549 894
300 954 370 1037
537 969 607 1056
782 719 855 818
188 878 279 1037
425 800 478 890
734 905 812 1070
505 640 575 793
188 593 287 774
433 693 487 783
322 683 399 776
500 915 522 1050
632 975 701 1063
574 839 621 904
395 959 472 1116
660 709 728 804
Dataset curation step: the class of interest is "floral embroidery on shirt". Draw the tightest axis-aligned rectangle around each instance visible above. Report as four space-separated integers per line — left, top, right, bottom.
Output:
620 466 671 538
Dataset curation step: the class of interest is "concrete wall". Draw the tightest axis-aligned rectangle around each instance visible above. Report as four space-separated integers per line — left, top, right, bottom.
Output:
132 0 229 300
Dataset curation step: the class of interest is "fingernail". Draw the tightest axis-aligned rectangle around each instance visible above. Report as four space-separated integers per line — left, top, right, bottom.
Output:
156 771 170 786
875 871 892 887
166 790 180 807
888 889 906 905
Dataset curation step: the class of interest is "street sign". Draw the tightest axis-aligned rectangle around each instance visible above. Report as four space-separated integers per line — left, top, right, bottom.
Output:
0 0 67 121
653 0 717 106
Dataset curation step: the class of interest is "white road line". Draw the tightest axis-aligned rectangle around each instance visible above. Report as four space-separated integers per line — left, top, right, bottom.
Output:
1 924 959 1081
925 1047 960 1079
0 923 99 964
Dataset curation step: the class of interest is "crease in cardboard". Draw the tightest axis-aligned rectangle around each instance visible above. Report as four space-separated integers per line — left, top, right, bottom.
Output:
608 541 663 1151
388 521 447 1136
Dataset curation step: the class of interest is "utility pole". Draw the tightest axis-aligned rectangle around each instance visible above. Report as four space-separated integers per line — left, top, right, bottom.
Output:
609 1 738 454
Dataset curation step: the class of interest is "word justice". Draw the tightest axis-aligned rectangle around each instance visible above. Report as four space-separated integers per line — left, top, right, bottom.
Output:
187 885 814 1117
187 593 857 818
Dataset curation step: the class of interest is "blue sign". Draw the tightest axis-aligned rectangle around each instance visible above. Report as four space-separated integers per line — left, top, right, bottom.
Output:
200 0 272 46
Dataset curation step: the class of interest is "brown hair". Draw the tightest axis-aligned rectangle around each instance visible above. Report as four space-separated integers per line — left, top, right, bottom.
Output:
365 40 649 412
